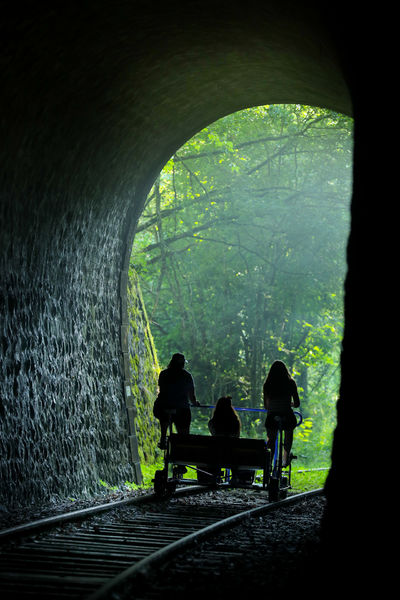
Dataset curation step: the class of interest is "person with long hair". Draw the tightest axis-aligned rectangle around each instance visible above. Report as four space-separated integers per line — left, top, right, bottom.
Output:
153 353 199 449
207 396 255 485
263 360 300 467
208 396 241 437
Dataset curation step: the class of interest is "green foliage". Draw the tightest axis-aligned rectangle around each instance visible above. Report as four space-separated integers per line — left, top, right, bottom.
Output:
122 461 328 494
99 479 119 492
122 460 328 493
126 270 161 463
291 469 329 493
131 104 353 465
125 461 165 489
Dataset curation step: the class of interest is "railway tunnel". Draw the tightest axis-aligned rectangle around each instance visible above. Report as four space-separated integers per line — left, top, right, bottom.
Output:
0 0 386 571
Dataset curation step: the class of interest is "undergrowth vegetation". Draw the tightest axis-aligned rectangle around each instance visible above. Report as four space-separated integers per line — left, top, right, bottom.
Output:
118 459 328 495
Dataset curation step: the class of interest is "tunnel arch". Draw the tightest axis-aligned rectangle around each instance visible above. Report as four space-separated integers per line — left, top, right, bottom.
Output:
1 0 377 576
113 6 352 493
130 102 352 446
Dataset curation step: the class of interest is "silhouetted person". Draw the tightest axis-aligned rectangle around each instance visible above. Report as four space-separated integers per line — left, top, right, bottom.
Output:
154 353 199 449
208 396 241 437
263 360 300 467
208 396 253 485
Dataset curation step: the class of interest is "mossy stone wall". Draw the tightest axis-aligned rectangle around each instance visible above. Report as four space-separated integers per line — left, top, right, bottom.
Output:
126 270 160 466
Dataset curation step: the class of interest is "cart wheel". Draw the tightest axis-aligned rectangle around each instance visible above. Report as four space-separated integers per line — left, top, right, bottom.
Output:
279 486 288 499
166 480 177 495
268 477 279 502
280 475 288 499
153 469 168 497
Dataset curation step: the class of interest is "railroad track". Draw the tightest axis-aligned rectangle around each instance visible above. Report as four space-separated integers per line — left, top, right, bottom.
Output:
0 486 324 600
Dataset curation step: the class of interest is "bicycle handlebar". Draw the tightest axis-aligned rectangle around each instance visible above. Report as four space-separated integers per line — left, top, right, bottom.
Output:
195 405 303 426
197 404 265 412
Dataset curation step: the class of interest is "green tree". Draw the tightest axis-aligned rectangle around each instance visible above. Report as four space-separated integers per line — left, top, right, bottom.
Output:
131 104 352 459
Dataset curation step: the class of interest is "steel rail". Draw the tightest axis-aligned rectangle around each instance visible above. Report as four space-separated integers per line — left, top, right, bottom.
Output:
0 487 323 599
0 485 205 541
87 488 324 600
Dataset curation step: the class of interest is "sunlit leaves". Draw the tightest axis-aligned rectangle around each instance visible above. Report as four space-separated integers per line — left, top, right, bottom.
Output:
131 104 353 462
297 418 313 442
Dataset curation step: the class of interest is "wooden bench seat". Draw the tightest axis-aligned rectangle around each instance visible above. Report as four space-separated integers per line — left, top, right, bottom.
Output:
168 433 269 471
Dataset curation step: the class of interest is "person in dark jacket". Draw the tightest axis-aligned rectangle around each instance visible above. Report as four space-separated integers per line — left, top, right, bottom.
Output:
154 353 199 449
208 396 241 437
207 396 253 485
263 360 300 467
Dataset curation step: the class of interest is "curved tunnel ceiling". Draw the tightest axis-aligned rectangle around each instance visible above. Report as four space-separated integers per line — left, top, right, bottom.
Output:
1 2 351 218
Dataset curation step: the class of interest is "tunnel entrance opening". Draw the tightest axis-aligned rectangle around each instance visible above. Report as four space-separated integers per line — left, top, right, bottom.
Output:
128 103 353 485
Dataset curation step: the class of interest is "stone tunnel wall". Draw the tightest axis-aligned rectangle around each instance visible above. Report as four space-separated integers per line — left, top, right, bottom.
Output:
0 208 160 509
0 202 161 509
0 188 137 508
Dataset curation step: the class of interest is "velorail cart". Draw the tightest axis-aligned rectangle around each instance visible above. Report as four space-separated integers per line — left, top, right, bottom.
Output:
153 406 302 501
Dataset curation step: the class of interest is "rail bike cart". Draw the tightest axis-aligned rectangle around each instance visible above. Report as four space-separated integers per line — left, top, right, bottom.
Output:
268 411 302 502
153 406 271 498
152 406 302 499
